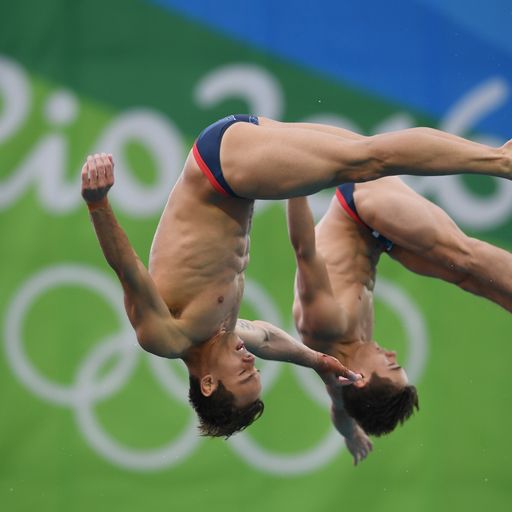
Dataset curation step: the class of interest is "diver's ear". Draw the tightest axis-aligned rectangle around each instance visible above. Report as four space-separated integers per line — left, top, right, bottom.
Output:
352 375 367 389
200 375 218 397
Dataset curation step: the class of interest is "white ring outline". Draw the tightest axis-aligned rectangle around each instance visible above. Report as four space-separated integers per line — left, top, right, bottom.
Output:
4 264 130 405
74 334 200 471
3 264 201 470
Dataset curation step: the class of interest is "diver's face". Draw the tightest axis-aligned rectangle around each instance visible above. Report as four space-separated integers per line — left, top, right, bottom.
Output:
201 337 262 407
353 341 409 387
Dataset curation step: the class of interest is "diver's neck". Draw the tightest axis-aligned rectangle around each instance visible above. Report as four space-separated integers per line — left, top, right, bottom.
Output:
334 339 366 366
183 330 234 374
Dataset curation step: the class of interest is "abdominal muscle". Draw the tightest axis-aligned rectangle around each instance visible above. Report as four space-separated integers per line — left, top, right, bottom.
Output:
148 152 254 342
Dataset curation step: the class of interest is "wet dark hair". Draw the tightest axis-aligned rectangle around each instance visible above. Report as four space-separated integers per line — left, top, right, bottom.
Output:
188 376 264 438
341 372 419 437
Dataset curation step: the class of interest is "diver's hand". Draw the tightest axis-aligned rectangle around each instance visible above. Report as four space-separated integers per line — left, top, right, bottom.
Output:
314 353 361 385
81 153 114 206
329 403 373 466
344 423 373 466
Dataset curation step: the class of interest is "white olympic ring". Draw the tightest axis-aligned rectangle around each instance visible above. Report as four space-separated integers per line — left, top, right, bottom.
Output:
4 264 134 405
3 264 200 470
3 265 428 474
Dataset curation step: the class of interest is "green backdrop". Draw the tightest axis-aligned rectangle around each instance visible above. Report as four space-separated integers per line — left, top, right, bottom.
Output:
1 1 511 511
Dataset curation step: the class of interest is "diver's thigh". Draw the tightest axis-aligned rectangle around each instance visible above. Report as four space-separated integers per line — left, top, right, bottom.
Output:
220 121 374 199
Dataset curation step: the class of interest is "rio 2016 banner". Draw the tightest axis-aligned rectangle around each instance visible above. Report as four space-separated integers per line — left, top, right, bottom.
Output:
1 1 511 512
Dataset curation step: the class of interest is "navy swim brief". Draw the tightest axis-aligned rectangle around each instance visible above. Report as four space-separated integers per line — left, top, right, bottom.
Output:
335 183 394 252
193 114 259 197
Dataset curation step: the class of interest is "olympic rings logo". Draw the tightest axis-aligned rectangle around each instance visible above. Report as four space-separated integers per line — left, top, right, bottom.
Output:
3 264 428 475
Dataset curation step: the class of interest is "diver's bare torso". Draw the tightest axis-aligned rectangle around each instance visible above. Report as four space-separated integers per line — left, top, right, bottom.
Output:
149 151 254 345
294 191 385 357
